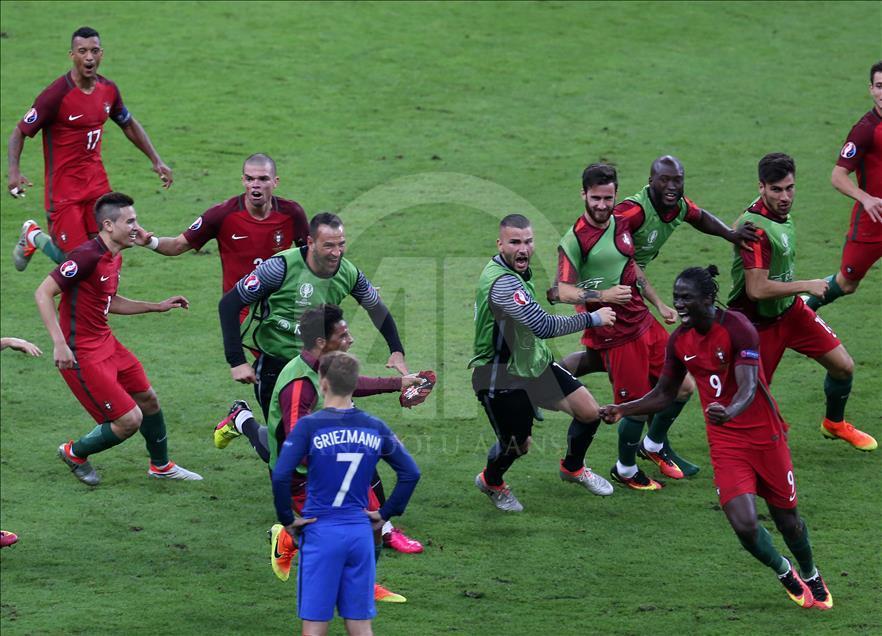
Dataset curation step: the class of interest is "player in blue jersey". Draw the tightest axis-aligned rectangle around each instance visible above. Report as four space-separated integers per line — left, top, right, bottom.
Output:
272 351 420 635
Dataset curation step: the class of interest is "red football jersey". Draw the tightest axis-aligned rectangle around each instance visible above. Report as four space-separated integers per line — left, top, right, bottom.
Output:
183 195 308 292
18 72 129 211
50 236 122 363
836 108 882 242
558 214 652 350
663 309 787 450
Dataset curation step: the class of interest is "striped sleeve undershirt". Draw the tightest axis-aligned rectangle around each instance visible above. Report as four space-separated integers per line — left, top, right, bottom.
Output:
489 274 594 338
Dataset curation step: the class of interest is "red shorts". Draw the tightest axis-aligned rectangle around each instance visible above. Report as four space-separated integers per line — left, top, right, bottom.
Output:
290 476 381 516
59 340 150 423
48 197 101 253
711 439 797 509
601 317 668 403
757 297 841 384
839 239 882 282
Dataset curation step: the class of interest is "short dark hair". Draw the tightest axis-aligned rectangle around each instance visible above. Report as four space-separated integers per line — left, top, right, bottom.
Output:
582 163 618 192
318 351 359 396
95 192 134 225
300 304 344 350
309 212 343 238
499 214 530 230
871 61 882 83
243 153 276 176
71 27 100 46
757 153 795 184
676 264 720 303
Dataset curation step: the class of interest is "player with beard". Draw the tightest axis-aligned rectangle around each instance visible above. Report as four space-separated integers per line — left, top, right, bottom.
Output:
10 27 173 270
470 214 616 512
601 265 833 610
728 153 875 451
34 192 200 485
807 61 882 311
551 163 684 490
133 153 308 298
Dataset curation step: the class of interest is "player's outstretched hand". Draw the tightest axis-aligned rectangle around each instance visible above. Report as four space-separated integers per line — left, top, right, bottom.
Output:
365 509 386 533
734 221 759 248
156 295 189 312
386 351 408 375
8 170 32 198
54 342 76 369
601 284 632 305
132 226 155 247
705 402 731 425
2 337 42 357
598 404 622 424
153 161 174 189
231 363 257 384
658 303 677 324
804 279 829 299
861 195 882 223
593 306 616 327
400 370 436 408
285 516 317 540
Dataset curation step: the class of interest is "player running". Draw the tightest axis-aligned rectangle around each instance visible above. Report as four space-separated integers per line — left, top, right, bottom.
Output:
34 192 201 485
807 61 882 310
550 163 686 490
470 214 616 512
271 351 420 635
728 153 876 451
11 26 173 270
134 153 308 295
601 265 833 610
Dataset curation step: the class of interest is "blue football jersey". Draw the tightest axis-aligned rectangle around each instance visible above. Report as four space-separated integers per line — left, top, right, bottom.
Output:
273 407 420 526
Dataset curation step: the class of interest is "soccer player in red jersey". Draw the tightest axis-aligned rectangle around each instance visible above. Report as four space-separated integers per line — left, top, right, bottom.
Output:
34 192 201 485
601 265 833 610
549 163 685 490
9 26 173 270
728 153 876 451
135 153 308 295
807 61 882 310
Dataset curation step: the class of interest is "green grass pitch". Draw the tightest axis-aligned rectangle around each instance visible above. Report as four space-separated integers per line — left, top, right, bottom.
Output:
1 2 880 634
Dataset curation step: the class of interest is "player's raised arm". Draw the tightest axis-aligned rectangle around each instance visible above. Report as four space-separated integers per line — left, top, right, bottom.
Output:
133 227 193 256
109 294 189 315
686 205 758 248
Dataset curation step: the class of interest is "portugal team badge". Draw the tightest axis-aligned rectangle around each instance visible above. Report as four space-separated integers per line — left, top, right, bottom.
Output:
23 108 38 124
840 141 857 159
60 260 79 278
273 230 284 246
243 273 261 292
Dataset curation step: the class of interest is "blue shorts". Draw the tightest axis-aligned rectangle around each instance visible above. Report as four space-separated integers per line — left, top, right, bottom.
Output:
297 521 376 621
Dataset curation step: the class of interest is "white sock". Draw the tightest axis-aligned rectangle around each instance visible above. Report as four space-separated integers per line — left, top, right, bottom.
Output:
616 461 637 478
234 409 253 433
382 521 393 536
27 228 42 245
642 435 663 453
803 567 818 580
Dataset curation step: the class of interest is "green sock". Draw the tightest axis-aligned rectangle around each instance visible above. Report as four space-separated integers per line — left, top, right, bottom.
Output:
647 398 687 442
33 232 66 264
617 417 645 466
374 542 382 564
782 519 816 580
823 373 852 423
806 274 844 310
72 423 124 458
140 410 169 466
738 525 788 575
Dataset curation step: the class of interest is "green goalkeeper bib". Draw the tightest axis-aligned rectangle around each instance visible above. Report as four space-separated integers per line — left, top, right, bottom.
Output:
558 219 629 291
469 258 551 379
624 186 693 269
728 202 797 319
267 354 322 470
242 247 359 361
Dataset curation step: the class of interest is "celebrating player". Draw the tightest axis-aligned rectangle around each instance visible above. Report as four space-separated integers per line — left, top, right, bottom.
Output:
728 153 876 451
135 153 308 295
271 351 421 635
807 61 882 310
601 265 833 610
34 192 201 485
218 212 407 419
550 163 685 490
470 214 616 512
10 27 173 270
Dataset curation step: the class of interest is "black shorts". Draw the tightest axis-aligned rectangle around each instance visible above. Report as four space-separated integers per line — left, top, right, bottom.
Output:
253 353 289 420
473 362 583 444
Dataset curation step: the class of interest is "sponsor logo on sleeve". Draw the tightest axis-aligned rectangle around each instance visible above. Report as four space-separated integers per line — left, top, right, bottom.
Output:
243 273 261 292
739 349 760 360
60 260 79 277
840 141 857 159
23 108 38 124
188 216 203 231
512 290 528 306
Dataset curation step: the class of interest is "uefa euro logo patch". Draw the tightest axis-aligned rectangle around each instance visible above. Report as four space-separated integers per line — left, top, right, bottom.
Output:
188 216 203 231
23 108 38 124
512 290 528 306
60 260 78 277
243 273 260 292
840 142 857 159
